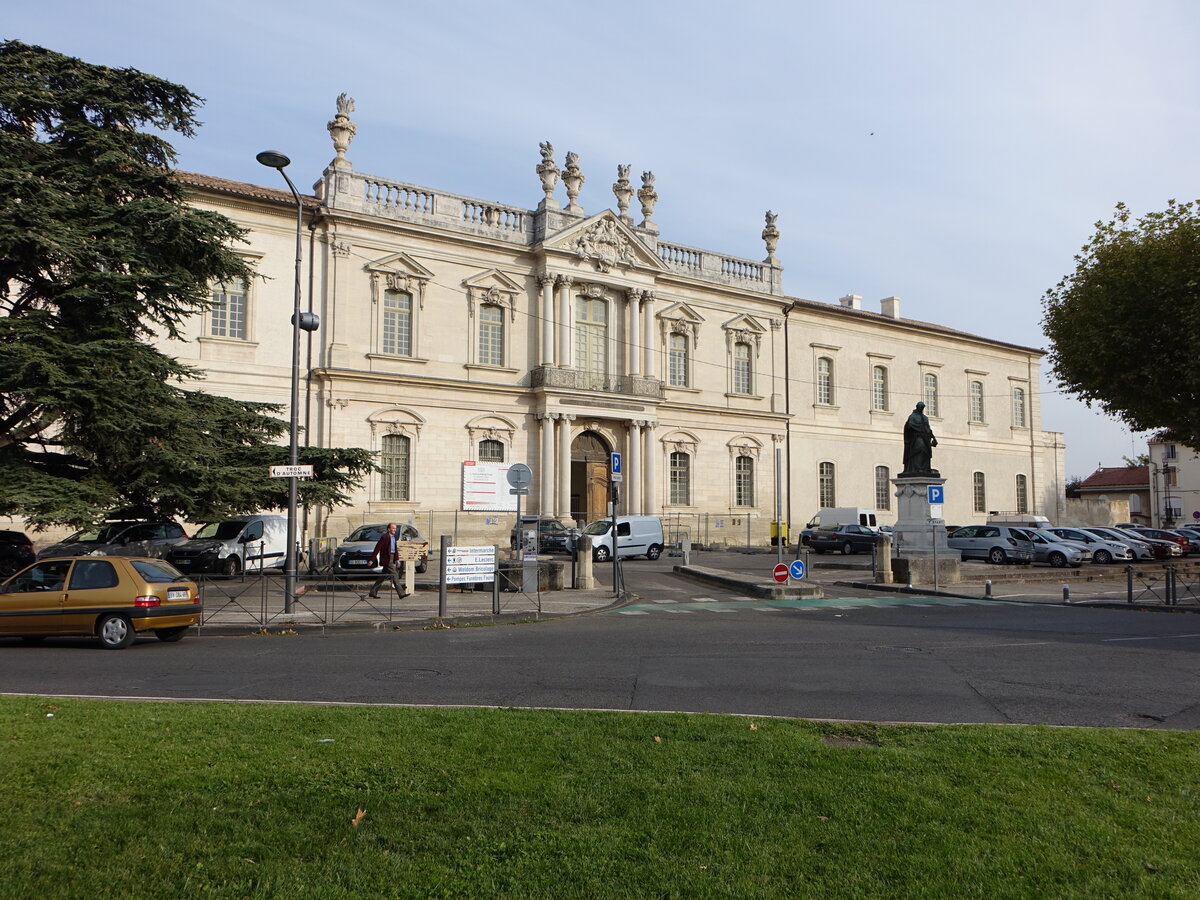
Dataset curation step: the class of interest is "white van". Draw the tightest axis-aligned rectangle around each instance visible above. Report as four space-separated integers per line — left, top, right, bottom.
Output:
806 508 879 529
582 516 665 561
166 514 289 576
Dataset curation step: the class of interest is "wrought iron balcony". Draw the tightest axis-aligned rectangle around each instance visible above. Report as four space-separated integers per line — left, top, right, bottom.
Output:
530 366 664 400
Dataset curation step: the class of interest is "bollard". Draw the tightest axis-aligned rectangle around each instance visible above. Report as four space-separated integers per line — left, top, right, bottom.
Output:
984 579 992 599
1062 584 1071 604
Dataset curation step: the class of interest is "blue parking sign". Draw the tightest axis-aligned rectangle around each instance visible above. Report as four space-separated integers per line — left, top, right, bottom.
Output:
611 452 622 475
927 485 944 504
789 559 807 580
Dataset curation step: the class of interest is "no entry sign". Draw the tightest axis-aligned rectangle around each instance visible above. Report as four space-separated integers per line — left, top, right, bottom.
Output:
772 563 789 583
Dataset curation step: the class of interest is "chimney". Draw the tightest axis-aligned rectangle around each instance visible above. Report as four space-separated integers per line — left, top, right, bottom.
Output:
880 296 901 318
838 293 862 310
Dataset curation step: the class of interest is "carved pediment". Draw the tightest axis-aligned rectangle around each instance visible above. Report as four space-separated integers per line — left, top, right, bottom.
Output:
722 313 767 351
541 211 668 274
463 269 524 321
365 251 435 307
657 302 706 347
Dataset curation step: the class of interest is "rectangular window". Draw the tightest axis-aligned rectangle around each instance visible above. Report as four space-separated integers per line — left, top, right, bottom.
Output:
819 461 836 508
383 291 413 356
973 472 986 513
734 456 754 507
969 381 984 423
575 297 608 390
478 439 504 462
875 466 891 510
733 343 752 394
923 373 939 417
380 434 410 501
817 357 834 405
872 366 888 411
1164 444 1177 459
1015 473 1028 514
1012 387 1027 428
669 451 690 505
478 304 504 366
210 278 247 339
669 333 688 387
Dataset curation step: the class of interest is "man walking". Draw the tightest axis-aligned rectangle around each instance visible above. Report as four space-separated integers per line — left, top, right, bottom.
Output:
368 522 406 599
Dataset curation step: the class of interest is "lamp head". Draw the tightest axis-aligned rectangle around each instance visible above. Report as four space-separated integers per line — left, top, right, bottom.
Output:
256 150 291 169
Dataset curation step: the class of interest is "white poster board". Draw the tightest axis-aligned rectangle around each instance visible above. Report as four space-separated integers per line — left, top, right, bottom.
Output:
461 461 519 512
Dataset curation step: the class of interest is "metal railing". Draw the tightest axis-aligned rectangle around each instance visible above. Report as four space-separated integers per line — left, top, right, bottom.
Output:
1125 564 1200 606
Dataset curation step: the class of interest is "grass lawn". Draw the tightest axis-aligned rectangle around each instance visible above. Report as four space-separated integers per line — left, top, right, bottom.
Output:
2 695 1198 898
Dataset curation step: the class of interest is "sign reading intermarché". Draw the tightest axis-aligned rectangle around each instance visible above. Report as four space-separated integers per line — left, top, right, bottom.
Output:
445 545 496 584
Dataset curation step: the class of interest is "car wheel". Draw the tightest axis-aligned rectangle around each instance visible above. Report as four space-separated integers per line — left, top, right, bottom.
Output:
594 545 611 563
416 560 427 575
646 544 663 560
155 626 188 643
221 555 242 577
97 614 135 650
988 547 1008 565
1049 552 1067 568
1093 550 1112 565
842 541 854 555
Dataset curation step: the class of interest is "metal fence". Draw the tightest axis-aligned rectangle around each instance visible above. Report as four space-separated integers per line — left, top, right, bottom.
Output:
1125 564 1200 606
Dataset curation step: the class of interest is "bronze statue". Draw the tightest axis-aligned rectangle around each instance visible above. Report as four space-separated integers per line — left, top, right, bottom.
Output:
901 401 939 477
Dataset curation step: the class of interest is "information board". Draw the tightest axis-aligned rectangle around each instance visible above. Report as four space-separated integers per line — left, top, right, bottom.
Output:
445 545 497 584
461 462 519 512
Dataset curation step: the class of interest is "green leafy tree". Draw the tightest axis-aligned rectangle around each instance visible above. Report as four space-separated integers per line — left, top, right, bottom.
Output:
0 41 372 527
1043 200 1200 450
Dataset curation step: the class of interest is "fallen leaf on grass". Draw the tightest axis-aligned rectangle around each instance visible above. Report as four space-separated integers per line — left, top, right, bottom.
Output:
654 736 661 744
351 808 366 826
749 722 758 731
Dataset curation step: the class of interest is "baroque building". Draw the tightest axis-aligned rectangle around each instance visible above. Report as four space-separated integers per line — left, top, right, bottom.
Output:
163 96 1065 544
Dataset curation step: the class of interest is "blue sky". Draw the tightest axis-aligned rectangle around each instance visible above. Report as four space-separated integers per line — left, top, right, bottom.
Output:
10 0 1196 476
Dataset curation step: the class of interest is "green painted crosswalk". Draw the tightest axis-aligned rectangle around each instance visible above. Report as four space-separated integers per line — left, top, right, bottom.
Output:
608 594 993 615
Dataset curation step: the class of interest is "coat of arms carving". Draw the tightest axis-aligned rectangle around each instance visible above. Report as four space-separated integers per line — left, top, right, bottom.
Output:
573 219 635 273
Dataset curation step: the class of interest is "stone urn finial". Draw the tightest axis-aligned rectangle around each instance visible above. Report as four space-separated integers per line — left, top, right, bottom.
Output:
563 151 585 215
637 171 659 232
327 93 357 168
613 164 634 225
536 141 560 207
762 210 780 262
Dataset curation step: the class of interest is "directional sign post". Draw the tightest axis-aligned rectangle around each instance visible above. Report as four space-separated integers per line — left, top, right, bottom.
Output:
445 545 496 585
269 464 314 479
789 559 807 580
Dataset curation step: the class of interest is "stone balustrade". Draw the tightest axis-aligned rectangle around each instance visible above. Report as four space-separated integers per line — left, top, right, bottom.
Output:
658 241 782 294
531 366 665 399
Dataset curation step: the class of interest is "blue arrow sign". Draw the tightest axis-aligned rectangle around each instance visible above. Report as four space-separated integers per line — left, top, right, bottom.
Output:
927 485 944 505
789 559 807 580
610 452 622 475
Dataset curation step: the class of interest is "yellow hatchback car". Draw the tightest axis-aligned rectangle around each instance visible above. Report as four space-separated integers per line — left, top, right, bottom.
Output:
0 556 201 649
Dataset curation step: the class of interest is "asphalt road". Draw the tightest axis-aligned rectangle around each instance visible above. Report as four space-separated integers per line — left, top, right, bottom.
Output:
4 571 1199 728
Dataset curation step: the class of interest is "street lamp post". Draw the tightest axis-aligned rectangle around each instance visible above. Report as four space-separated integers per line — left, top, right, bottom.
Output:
256 150 305 613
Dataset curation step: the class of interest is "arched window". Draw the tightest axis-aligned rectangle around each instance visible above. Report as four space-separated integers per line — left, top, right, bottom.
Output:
668 332 689 387
1015 474 1028 514
669 451 691 505
1012 387 1027 428
875 466 891 510
969 381 984 423
478 303 504 367
478 439 504 462
734 456 755 507
819 461 836 507
733 342 753 394
817 357 834 405
973 472 986 513
382 290 413 356
923 373 939 417
872 365 889 411
380 434 411 501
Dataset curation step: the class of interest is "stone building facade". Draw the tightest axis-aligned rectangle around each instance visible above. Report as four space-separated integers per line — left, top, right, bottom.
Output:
163 96 1066 544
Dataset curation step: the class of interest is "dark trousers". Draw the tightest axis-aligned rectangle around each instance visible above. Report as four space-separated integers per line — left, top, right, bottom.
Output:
369 560 405 598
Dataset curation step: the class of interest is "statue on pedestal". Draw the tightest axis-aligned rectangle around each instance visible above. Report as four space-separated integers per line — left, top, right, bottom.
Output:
901 401 939 477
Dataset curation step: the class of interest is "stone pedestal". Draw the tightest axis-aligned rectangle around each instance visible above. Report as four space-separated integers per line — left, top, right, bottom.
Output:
890 476 960 585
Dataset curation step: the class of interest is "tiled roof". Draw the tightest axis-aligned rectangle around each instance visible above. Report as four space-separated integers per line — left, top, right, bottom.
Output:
173 170 320 208
1078 466 1149 489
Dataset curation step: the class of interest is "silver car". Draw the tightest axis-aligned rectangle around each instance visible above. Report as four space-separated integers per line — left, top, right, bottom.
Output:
947 525 1034 564
332 523 428 576
37 521 188 560
1048 528 1132 565
1016 528 1090 568
1082 527 1155 561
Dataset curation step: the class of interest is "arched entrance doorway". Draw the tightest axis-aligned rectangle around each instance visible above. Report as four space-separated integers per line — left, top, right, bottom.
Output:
571 430 611 524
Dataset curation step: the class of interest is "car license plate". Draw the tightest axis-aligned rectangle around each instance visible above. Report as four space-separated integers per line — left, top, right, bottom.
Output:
346 559 369 566
167 589 190 601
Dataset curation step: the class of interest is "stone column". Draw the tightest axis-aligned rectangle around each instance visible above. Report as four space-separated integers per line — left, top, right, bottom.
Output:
626 289 642 376
642 291 656 378
558 414 574 518
642 422 658 515
538 413 555 514
624 422 643 513
538 274 556 366
556 275 574 368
